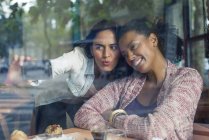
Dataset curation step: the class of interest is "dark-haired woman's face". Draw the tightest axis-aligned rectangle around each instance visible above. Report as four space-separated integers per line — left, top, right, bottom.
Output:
91 29 120 72
119 31 157 73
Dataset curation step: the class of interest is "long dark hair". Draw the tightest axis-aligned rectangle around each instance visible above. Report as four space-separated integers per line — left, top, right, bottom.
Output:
74 19 133 79
74 19 119 58
119 18 182 61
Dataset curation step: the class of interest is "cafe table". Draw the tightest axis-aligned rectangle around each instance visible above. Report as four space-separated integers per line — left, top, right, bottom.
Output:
62 124 209 140
193 123 209 140
63 128 134 140
30 127 134 140
29 123 209 140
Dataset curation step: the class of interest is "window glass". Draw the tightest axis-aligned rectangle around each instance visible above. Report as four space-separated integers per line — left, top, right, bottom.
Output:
189 0 207 37
191 40 209 87
0 0 208 139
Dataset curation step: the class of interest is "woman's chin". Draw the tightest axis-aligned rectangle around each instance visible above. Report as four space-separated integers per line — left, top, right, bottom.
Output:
135 66 146 73
100 67 114 73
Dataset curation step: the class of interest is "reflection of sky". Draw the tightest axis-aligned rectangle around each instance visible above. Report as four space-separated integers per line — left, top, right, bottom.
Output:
12 0 36 12
1 0 36 18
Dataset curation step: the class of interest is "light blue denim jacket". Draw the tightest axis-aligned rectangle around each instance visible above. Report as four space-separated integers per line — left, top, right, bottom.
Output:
35 47 95 107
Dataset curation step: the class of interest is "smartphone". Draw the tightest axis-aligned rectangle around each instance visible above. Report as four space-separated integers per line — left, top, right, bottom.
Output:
21 60 52 80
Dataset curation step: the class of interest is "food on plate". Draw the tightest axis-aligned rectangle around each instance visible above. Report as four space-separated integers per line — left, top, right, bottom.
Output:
10 130 28 140
45 124 63 135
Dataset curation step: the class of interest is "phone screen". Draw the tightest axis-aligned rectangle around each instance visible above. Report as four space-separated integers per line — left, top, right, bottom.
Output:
21 60 52 80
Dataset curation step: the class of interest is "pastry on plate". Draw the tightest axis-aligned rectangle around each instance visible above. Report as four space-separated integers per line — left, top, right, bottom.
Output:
45 124 63 136
10 130 28 140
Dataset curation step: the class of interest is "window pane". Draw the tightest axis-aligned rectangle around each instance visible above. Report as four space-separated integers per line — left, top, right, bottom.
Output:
191 40 209 87
189 0 207 37
0 0 208 139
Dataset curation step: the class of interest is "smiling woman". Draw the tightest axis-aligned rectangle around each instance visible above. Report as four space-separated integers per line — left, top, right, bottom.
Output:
74 18 203 140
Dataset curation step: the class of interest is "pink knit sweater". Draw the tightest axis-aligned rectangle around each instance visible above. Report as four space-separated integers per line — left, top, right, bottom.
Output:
74 61 203 140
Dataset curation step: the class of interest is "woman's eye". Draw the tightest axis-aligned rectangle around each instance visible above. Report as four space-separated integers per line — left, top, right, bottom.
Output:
130 44 138 50
94 44 103 50
110 45 118 50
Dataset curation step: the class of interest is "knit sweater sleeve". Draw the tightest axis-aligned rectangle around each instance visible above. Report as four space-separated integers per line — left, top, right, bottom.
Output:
74 78 125 130
113 69 203 139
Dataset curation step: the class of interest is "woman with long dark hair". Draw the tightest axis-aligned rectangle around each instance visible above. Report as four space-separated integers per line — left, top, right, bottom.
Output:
74 18 203 139
30 19 132 134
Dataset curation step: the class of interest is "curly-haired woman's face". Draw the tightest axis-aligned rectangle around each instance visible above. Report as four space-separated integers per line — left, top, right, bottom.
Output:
119 31 157 73
91 29 120 72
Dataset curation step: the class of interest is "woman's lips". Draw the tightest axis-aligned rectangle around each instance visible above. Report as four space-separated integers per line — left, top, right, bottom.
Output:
132 57 143 67
102 61 111 66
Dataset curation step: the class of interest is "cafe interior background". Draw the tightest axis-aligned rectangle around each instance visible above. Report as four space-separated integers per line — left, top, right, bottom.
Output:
0 0 208 139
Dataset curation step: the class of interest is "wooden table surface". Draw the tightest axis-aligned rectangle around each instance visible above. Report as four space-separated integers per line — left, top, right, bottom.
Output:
193 123 209 140
63 128 134 140
63 128 93 140
29 123 209 140
62 123 209 140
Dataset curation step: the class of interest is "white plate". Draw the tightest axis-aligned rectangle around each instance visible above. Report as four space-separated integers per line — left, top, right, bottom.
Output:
31 134 75 140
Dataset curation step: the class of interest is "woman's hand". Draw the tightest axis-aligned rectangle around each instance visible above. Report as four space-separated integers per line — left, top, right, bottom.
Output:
5 55 32 86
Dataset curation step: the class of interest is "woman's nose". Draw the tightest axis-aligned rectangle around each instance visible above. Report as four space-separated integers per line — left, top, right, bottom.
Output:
103 47 110 58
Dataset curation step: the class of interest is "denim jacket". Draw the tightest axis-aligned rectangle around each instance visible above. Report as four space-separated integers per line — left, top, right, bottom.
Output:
35 47 94 107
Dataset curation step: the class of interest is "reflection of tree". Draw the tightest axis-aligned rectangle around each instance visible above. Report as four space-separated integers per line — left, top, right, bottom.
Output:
193 0 205 78
207 0 209 19
29 0 73 58
80 0 155 34
0 1 24 58
0 0 170 58
26 0 158 57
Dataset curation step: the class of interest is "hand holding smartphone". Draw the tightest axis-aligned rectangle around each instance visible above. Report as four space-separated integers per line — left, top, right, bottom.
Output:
21 60 52 80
